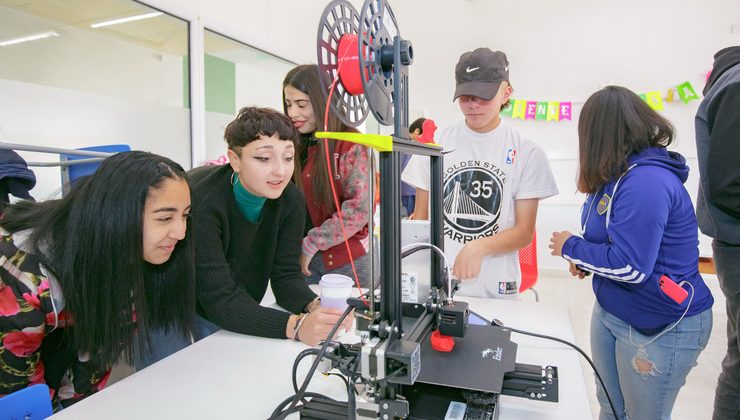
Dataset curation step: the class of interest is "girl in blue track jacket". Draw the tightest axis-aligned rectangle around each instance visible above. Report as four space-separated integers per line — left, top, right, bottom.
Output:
549 85 713 420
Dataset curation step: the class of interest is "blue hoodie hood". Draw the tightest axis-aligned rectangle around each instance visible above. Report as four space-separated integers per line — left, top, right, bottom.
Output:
627 147 689 184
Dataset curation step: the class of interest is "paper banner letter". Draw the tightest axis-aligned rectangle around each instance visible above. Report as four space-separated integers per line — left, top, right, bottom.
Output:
559 102 572 121
646 91 664 111
639 93 647 102
512 99 527 119
500 99 514 117
546 101 560 121
535 102 548 120
677 81 699 104
525 101 537 120
665 88 675 103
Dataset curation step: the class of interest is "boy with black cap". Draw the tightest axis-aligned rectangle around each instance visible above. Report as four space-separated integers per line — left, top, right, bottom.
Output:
403 47 557 298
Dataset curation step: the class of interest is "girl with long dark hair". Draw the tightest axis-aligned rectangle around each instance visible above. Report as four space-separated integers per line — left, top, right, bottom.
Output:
282 64 373 287
0 151 195 408
549 86 714 420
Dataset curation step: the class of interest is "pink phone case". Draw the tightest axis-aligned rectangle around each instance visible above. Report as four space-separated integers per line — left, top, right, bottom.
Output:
659 275 688 304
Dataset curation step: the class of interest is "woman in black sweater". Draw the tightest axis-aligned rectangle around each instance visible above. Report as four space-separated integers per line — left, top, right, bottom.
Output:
137 107 350 369
191 106 350 344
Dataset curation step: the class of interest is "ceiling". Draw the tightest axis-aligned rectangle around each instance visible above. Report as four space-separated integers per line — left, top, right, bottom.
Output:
0 0 292 66
0 0 189 55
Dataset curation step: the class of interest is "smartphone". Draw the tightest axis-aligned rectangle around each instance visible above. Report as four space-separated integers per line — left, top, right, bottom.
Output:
659 275 688 304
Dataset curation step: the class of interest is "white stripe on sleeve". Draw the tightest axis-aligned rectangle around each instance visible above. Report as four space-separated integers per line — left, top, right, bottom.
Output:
563 254 646 284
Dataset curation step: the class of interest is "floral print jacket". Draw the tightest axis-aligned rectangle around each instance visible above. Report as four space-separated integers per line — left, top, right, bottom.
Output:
0 229 110 409
300 140 371 268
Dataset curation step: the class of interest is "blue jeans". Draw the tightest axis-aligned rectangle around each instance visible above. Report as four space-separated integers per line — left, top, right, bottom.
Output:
134 316 220 370
590 302 712 420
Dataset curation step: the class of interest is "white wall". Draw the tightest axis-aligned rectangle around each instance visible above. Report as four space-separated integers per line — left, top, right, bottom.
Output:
146 0 352 64
203 54 295 163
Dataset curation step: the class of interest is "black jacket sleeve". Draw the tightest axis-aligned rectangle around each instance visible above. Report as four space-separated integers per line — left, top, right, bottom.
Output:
270 185 317 313
707 82 740 219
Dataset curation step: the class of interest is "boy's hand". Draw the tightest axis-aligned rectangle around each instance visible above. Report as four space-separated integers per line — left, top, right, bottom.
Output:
452 240 486 280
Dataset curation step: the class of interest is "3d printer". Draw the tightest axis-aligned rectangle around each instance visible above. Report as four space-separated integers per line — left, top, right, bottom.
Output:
271 1 560 418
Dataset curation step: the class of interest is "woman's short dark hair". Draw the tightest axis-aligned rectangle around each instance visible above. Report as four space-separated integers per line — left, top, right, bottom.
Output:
1 151 196 365
282 64 356 209
224 106 299 154
576 85 674 194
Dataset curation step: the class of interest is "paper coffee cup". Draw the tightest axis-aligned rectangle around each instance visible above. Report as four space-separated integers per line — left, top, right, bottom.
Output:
319 273 354 310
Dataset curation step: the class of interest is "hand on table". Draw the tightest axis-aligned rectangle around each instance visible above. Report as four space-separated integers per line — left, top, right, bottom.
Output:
297 307 354 346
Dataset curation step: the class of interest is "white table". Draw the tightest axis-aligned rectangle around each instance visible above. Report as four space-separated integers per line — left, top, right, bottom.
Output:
51 297 593 419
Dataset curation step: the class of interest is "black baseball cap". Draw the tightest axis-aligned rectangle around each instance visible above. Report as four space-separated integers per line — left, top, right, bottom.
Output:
454 48 509 101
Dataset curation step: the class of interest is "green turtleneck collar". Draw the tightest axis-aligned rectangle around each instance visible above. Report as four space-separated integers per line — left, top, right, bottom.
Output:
232 174 266 223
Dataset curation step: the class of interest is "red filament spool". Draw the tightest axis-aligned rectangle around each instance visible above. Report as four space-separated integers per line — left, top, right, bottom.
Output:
337 33 364 95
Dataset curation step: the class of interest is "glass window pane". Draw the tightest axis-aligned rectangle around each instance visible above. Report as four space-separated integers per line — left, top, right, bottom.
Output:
0 0 190 199
203 29 295 163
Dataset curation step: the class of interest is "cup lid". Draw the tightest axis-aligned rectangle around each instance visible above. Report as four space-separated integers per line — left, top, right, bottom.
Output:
320 273 354 287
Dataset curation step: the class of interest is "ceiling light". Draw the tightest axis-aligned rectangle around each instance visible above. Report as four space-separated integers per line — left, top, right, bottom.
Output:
0 31 59 47
90 11 163 29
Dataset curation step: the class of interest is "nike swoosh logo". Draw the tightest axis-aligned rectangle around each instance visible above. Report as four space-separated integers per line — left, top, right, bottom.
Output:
466 66 479 73
505 65 509 71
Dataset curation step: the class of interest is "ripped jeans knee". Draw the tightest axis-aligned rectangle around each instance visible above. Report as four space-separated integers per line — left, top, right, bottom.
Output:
631 347 662 379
